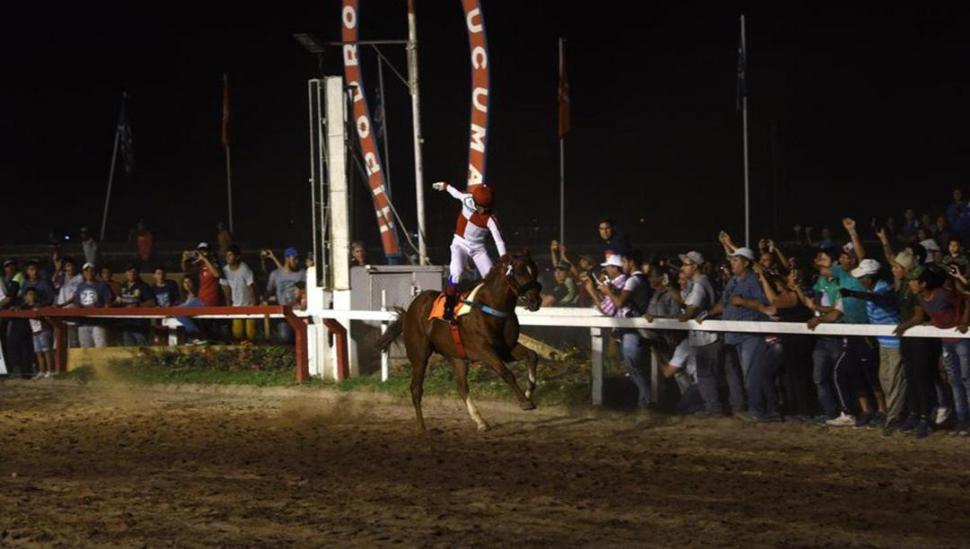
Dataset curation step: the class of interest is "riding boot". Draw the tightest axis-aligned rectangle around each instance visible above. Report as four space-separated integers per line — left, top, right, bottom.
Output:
443 286 458 324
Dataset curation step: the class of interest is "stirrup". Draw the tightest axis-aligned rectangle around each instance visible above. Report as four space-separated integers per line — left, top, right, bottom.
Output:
442 293 457 324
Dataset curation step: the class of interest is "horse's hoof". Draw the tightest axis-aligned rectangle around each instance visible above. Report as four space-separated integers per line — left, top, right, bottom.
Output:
524 389 534 400
520 400 536 411
477 422 491 432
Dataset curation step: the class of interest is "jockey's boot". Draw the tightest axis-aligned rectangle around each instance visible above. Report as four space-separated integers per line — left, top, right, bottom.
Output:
443 285 458 324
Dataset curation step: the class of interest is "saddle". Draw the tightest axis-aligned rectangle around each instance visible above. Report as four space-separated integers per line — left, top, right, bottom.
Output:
427 284 483 322
428 284 485 359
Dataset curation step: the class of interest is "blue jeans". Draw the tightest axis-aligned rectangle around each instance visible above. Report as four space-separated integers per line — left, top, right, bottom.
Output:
943 340 970 422
620 333 650 408
812 336 842 418
177 298 203 336
723 335 766 413
275 320 295 344
750 339 781 416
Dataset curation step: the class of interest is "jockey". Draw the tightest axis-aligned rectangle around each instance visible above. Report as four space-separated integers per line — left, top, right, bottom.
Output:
432 181 507 322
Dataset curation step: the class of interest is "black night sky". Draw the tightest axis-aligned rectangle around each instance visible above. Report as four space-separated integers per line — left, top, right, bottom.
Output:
4 2 970 259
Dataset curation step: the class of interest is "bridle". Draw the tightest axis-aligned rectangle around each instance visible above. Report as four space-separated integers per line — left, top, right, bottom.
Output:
502 261 542 297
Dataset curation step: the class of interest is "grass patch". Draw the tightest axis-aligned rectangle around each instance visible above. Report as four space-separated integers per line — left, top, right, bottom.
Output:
337 356 592 408
53 345 596 407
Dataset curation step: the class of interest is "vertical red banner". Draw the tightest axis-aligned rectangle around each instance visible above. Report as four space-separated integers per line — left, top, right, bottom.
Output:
462 0 489 190
341 0 402 260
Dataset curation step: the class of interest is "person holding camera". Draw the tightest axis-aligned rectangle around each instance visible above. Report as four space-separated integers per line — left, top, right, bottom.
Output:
585 251 654 412
181 243 222 307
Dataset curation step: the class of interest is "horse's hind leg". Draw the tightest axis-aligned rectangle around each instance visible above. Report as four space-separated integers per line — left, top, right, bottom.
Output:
452 358 489 432
408 343 432 432
510 343 539 401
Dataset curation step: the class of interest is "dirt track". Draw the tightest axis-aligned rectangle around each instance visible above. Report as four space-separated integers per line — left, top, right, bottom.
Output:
1 381 969 547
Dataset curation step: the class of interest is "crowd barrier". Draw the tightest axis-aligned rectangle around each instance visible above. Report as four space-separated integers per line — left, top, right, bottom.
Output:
0 306 348 383
4 305 969 405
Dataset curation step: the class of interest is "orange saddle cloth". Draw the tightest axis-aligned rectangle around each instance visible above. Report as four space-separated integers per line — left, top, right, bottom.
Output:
427 284 483 321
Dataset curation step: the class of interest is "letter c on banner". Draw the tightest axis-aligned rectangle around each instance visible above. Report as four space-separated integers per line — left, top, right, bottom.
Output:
466 8 482 33
471 46 487 69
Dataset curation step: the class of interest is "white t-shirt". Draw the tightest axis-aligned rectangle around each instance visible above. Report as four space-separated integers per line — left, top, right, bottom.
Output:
685 274 718 347
221 262 255 306
55 274 83 307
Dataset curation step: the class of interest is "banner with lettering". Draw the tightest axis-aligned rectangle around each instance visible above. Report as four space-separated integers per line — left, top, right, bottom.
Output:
341 0 402 260
462 0 489 190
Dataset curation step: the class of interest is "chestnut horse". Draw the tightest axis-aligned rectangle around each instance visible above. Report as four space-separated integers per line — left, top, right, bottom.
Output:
376 252 543 431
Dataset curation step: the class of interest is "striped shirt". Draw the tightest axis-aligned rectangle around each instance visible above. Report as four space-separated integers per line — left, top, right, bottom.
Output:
598 274 628 317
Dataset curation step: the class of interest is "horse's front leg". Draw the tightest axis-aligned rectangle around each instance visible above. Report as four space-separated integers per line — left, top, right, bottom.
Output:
477 348 535 411
510 343 539 401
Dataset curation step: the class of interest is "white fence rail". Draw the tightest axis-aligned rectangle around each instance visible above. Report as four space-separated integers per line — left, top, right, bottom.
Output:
328 306 969 406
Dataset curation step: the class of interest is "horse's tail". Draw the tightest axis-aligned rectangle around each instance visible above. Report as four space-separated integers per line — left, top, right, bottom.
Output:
375 307 406 351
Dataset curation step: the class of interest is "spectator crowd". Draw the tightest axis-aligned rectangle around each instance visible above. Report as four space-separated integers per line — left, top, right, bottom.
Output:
539 189 970 439
1 222 309 378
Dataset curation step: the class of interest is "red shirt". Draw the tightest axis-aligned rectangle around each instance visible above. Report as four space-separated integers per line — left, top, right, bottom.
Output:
136 230 153 262
198 264 221 306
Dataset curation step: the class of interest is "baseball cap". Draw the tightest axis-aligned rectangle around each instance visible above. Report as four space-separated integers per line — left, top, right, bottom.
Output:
678 251 705 266
284 247 299 259
729 247 755 262
196 242 210 250
600 255 624 268
2 259 15 268
851 258 880 278
894 249 915 271
125 263 139 272
82 262 95 271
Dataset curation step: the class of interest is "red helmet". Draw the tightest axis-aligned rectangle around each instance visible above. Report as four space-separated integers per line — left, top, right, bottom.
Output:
471 185 493 208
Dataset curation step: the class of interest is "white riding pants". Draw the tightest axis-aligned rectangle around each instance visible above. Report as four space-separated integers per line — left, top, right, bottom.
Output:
449 236 493 284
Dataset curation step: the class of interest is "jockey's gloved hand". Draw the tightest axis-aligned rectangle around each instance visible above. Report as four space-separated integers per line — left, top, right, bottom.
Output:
432 181 447 191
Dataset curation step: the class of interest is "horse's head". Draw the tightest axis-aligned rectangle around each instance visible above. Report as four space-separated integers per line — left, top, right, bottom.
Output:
500 249 542 312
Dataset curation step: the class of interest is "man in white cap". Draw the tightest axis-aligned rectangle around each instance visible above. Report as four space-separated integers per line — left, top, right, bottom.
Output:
677 250 724 416
702 246 773 419
839 258 902 432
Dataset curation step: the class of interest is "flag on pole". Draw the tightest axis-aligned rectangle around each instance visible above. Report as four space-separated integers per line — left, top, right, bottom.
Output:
221 73 230 147
558 40 570 138
118 92 134 175
736 31 746 112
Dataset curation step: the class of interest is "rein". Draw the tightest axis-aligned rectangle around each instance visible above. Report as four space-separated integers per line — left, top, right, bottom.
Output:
466 262 541 319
